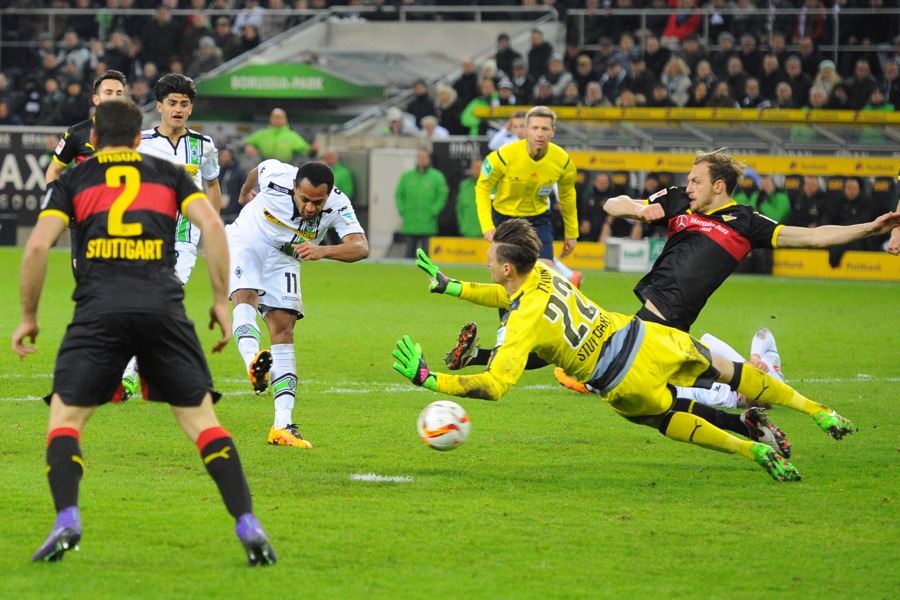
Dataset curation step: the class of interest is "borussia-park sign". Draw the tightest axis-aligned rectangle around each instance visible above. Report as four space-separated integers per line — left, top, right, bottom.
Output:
197 64 383 99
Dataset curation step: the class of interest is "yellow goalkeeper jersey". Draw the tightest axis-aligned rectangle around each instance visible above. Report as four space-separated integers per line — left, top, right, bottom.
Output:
475 139 579 240
435 262 638 400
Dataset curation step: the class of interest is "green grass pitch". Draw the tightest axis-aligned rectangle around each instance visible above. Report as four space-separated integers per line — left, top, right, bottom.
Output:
0 247 897 598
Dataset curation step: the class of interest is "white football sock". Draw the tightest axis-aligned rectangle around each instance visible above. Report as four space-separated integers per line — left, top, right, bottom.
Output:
699 332 745 363
122 356 139 380
688 333 746 408
232 303 261 370
750 328 783 382
674 382 740 409
271 344 298 430
552 257 574 279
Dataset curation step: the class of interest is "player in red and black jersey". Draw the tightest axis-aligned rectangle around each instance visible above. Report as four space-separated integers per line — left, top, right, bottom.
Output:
605 150 900 333
553 150 899 439
631 184 781 332
44 70 128 185
14 100 276 566
45 70 128 276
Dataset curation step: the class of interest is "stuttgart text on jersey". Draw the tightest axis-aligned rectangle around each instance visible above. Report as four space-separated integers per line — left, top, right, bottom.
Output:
74 151 179 264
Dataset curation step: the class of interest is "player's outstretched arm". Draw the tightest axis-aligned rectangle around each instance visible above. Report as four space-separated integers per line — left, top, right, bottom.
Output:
293 233 369 262
392 335 438 391
778 211 900 248
888 227 900 256
603 195 643 218
13 214 67 358
185 195 232 352
238 167 260 206
416 249 462 296
888 199 900 255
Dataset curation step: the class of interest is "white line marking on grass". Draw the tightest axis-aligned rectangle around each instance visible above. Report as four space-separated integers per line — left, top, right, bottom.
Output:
4 378 898 403
786 377 900 383
215 378 563 392
350 473 413 483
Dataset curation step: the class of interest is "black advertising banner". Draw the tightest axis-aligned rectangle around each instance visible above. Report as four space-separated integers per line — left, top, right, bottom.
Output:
0 128 61 227
430 138 490 237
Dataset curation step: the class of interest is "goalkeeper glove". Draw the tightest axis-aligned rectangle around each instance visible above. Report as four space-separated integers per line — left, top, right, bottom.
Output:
416 249 462 297
392 335 437 391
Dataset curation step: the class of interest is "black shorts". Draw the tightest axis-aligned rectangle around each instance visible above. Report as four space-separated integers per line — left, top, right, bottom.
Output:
52 312 216 407
492 210 555 260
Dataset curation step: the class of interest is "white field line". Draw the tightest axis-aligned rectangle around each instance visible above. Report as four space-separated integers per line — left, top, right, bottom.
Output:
2 375 898 402
350 473 413 483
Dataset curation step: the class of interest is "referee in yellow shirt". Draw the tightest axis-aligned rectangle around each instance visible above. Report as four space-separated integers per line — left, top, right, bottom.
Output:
476 106 579 265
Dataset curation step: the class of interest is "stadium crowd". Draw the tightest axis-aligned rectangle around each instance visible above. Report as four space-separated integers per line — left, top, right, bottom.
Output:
1 0 899 126
1 0 897 252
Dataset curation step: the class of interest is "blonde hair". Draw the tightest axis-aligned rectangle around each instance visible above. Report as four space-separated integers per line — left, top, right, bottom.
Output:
526 105 557 128
694 149 746 194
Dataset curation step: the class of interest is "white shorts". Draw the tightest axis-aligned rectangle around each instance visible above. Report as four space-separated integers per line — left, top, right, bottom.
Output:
174 241 198 285
227 228 304 315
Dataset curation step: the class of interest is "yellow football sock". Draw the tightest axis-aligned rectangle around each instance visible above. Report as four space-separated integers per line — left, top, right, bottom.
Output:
662 411 754 459
736 365 827 416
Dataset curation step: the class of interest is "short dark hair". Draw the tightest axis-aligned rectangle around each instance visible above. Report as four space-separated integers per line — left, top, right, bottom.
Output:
492 218 540 273
94 99 143 148
153 73 196 103
296 161 334 193
93 70 127 95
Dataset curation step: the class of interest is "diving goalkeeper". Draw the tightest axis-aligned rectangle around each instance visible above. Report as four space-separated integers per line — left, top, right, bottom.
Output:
392 218 857 482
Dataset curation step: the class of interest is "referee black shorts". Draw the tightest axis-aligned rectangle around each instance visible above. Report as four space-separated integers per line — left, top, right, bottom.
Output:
492 210 555 260
51 311 216 407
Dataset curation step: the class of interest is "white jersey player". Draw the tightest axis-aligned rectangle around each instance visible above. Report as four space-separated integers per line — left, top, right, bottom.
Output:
136 73 221 285
676 328 784 409
228 159 369 448
121 74 220 402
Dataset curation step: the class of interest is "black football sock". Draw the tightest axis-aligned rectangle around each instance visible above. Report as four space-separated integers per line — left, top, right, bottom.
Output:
467 347 490 366
524 352 549 370
197 427 253 519
46 428 84 512
672 397 748 438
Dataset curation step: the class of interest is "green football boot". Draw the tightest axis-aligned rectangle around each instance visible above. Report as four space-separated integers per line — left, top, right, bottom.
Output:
750 442 801 482
813 409 855 440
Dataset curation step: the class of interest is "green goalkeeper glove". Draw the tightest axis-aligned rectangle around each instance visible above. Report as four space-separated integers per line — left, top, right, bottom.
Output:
392 335 437 391
416 249 462 297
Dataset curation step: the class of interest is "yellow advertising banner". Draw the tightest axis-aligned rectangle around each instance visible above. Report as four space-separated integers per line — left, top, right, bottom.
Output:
772 249 900 281
429 238 607 269
429 239 900 282
569 152 900 178
472 105 900 125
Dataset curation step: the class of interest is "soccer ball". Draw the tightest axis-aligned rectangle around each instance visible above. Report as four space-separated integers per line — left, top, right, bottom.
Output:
417 400 471 451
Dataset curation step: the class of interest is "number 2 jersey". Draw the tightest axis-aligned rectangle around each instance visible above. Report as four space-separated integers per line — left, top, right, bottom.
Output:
137 126 219 246
635 186 782 332
40 149 206 318
435 262 637 400
228 158 364 255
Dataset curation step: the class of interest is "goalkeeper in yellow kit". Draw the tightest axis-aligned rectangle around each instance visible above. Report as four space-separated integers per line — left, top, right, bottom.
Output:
393 219 856 482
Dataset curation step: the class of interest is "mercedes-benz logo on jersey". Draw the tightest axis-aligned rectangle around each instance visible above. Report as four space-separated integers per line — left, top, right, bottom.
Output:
673 214 690 231
235 265 243 279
